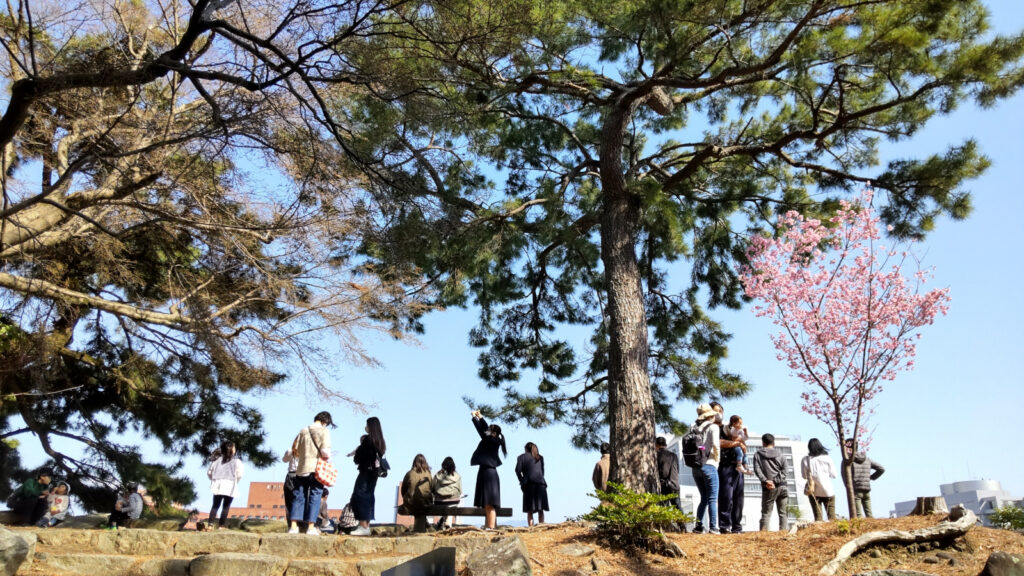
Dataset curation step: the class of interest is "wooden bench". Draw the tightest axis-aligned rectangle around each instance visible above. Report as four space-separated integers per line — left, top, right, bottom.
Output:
404 505 513 532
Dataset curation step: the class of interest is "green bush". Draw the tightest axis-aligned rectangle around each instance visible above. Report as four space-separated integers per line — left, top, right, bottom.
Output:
584 482 693 553
989 504 1024 530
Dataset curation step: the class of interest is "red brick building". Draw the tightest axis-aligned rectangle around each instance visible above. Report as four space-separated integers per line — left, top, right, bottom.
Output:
225 481 345 521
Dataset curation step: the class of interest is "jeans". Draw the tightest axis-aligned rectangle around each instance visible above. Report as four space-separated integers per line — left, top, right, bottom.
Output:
693 464 719 532
854 490 873 518
809 494 836 521
718 465 745 532
759 486 789 531
290 474 324 524
209 494 234 526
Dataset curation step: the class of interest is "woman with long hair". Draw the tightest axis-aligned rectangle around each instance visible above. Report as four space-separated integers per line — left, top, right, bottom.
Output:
350 416 386 536
207 440 244 530
400 454 434 531
470 410 507 530
801 437 838 521
515 442 549 526
431 456 462 529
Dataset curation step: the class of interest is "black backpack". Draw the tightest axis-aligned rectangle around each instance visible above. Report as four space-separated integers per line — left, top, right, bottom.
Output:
681 423 711 468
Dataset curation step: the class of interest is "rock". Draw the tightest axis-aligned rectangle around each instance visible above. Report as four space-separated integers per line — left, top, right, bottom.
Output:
135 517 190 531
113 529 176 555
242 518 288 534
591 557 608 572
258 533 335 558
339 536 395 556
465 536 531 576
432 536 492 564
869 549 883 558
923 556 940 564
935 551 955 560
0 525 36 576
30 553 137 576
286 558 358 576
947 504 969 522
56 513 108 529
175 531 261 556
559 543 595 557
394 537 434 556
851 571 938 576
137 558 190 576
34 528 94 549
980 551 1024 576
189 552 288 576
355 555 413 576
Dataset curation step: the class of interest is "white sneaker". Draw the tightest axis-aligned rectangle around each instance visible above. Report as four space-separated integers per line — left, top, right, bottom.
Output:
350 526 371 536
287 526 300 534
307 526 321 536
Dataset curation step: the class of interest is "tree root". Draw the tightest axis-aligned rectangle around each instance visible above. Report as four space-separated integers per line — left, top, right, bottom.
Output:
818 510 978 575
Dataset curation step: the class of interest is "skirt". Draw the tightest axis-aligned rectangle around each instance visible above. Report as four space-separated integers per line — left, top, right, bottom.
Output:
522 482 549 513
351 470 378 521
474 466 500 507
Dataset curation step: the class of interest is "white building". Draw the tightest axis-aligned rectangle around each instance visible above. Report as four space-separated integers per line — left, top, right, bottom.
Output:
892 480 1021 526
663 431 815 532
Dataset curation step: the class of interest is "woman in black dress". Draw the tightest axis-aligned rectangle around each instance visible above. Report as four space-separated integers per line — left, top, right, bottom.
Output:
515 442 549 526
470 410 507 529
350 416 386 536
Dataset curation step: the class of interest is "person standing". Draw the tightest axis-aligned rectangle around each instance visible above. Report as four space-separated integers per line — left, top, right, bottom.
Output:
350 416 386 536
470 410 507 530
281 445 299 525
845 439 885 518
288 411 335 535
655 436 680 508
207 440 244 530
515 442 549 527
592 442 610 492
753 433 788 531
690 404 720 534
712 401 746 533
801 438 837 521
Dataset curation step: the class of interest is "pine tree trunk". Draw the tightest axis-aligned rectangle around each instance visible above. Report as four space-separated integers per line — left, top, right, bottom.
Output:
599 101 659 495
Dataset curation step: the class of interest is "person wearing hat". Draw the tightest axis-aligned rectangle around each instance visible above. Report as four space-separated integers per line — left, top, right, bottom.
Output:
691 403 720 533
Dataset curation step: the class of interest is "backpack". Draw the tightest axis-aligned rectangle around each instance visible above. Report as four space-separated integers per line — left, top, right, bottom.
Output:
681 423 711 468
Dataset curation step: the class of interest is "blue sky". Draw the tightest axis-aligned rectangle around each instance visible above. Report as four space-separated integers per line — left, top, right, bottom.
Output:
14 0 1023 526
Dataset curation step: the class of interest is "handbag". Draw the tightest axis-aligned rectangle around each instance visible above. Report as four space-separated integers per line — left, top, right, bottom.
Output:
310 429 337 487
375 455 391 478
804 473 816 496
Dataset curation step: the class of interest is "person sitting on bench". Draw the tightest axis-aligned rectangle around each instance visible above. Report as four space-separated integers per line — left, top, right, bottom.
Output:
431 457 462 529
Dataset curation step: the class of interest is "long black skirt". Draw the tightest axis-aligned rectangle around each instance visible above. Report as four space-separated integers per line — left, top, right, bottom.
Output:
351 470 378 521
522 482 549 513
474 466 500 507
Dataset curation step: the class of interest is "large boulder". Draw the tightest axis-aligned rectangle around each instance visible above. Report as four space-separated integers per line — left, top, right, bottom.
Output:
0 525 36 576
980 551 1024 576
57 513 108 529
465 536 531 576
189 552 288 576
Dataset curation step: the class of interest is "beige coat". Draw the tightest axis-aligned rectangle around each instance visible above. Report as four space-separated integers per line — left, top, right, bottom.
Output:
292 422 332 476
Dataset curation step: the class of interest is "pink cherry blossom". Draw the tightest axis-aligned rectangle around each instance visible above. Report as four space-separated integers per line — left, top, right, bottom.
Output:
738 189 949 512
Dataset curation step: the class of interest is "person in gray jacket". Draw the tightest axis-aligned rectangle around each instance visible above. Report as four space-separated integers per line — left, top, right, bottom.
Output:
753 433 788 531
845 439 885 518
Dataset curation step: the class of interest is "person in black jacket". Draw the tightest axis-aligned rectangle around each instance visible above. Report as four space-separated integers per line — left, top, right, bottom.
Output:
515 442 549 526
655 436 680 508
844 439 886 518
753 433 788 531
470 410 507 530
349 417 386 536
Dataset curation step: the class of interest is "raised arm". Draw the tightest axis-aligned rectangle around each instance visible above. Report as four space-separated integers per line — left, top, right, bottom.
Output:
472 415 488 439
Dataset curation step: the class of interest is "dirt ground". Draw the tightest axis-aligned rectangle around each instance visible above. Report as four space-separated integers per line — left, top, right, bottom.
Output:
513 516 1024 576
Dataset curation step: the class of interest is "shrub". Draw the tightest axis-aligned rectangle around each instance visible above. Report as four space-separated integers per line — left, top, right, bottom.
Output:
989 504 1024 530
835 517 864 536
584 482 693 555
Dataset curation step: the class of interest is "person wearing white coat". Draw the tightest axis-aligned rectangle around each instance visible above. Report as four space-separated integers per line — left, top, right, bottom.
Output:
800 437 837 521
207 440 244 529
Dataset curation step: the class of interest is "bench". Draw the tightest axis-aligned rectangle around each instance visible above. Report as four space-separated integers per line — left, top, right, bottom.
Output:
404 505 513 533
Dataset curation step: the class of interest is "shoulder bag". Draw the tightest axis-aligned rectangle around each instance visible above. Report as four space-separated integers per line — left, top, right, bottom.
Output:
310 428 338 487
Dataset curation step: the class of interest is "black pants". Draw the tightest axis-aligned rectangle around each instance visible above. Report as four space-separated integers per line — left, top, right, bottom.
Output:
108 510 132 527
209 494 234 526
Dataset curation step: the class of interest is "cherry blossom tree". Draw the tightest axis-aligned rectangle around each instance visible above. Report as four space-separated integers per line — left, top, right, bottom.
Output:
739 190 950 516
